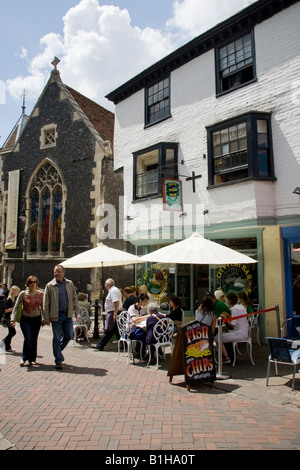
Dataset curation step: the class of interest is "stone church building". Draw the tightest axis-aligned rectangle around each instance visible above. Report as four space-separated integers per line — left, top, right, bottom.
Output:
0 58 131 299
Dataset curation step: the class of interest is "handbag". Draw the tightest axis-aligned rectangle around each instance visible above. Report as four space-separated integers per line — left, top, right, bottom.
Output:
1 315 10 328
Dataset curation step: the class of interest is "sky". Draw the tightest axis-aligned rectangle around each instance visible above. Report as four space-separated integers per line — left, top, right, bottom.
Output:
0 0 257 146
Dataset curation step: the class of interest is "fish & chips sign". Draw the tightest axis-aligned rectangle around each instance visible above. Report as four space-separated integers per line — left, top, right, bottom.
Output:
182 320 215 386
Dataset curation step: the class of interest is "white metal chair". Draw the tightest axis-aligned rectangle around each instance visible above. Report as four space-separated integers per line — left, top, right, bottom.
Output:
147 318 174 369
73 307 90 342
231 316 255 366
266 337 300 391
115 311 143 364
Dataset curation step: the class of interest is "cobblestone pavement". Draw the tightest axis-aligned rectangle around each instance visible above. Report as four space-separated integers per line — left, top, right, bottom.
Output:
1 324 300 451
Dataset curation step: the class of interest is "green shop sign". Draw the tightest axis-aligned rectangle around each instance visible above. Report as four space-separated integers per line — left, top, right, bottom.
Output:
162 178 183 211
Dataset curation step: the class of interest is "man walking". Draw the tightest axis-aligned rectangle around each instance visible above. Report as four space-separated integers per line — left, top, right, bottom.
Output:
43 265 79 369
92 278 121 351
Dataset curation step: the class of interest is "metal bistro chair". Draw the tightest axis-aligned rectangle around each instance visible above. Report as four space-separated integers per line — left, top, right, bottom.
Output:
147 318 174 369
281 317 300 344
73 307 90 342
266 337 300 391
231 316 255 366
115 311 143 364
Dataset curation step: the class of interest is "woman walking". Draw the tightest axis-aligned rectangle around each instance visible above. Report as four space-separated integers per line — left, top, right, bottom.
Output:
11 276 43 366
1 285 20 352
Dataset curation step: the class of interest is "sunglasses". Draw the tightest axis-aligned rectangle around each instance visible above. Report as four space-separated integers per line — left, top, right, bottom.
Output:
28 280 37 284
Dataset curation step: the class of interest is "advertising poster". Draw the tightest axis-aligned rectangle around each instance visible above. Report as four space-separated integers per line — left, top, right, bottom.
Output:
181 320 216 386
5 170 20 250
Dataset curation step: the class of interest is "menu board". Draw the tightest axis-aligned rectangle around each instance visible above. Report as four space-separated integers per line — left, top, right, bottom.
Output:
168 320 216 390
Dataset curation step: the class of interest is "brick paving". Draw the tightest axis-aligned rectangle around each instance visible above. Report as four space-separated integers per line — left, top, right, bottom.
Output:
1 324 300 451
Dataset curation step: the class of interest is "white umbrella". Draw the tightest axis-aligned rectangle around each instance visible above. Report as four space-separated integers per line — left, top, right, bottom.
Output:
141 232 257 265
61 243 145 339
61 242 144 268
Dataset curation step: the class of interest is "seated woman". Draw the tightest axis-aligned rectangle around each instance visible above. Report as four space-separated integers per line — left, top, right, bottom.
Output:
160 294 183 332
195 294 217 335
215 292 249 364
146 302 165 363
237 291 254 314
77 292 92 329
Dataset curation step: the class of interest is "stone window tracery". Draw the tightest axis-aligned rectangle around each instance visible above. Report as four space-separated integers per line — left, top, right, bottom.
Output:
29 162 63 254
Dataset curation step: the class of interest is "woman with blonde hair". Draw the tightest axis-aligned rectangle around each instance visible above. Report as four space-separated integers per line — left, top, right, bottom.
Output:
11 276 43 366
139 284 154 303
1 285 20 352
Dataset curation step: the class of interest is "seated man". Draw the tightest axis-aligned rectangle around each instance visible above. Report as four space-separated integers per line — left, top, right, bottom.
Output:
127 293 149 356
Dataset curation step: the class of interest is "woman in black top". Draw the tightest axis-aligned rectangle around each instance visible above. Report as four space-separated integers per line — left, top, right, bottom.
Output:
165 294 183 328
2 285 20 352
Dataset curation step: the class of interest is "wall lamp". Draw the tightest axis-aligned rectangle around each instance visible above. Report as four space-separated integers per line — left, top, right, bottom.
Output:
293 187 300 195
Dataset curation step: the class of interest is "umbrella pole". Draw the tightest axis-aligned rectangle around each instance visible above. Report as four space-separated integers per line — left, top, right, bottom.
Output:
216 317 230 380
93 299 100 339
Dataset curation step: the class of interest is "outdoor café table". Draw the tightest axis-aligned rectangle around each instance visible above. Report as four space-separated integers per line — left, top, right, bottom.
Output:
135 318 147 330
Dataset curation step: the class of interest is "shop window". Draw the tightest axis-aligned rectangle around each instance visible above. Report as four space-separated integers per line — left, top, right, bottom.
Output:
133 143 178 200
282 227 300 329
29 162 63 254
292 243 300 316
207 112 275 187
145 76 171 126
216 31 256 95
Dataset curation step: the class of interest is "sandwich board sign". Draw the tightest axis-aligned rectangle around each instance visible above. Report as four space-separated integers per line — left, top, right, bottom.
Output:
168 320 216 391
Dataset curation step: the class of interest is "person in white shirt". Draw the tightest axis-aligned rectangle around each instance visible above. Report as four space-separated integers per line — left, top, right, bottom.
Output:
127 293 149 356
215 292 249 363
127 293 149 332
92 278 122 351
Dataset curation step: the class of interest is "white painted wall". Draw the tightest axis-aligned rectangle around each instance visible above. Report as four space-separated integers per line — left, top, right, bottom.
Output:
113 3 300 238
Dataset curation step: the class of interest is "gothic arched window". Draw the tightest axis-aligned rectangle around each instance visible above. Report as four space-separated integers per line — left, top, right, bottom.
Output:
29 163 63 254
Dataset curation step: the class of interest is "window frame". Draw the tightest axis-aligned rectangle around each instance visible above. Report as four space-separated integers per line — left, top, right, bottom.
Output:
215 29 257 96
144 75 171 127
133 142 178 201
207 112 275 188
40 124 57 149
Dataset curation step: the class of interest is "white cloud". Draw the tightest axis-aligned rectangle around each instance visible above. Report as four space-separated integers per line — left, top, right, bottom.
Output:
167 0 257 38
5 0 258 111
19 47 28 59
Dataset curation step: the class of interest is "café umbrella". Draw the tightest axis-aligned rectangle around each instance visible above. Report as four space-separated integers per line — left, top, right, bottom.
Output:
61 242 144 268
141 232 257 265
61 243 145 337
141 232 257 382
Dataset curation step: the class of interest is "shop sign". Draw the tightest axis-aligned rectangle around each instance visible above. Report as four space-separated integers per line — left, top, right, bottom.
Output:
168 320 216 390
182 320 216 386
216 263 253 295
162 178 183 212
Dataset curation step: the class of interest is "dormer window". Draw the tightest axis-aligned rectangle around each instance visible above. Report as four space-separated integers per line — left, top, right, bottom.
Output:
40 124 57 149
145 76 171 127
216 31 256 95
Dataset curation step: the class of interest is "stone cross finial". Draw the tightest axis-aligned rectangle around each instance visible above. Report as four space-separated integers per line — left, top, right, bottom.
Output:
51 57 60 71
